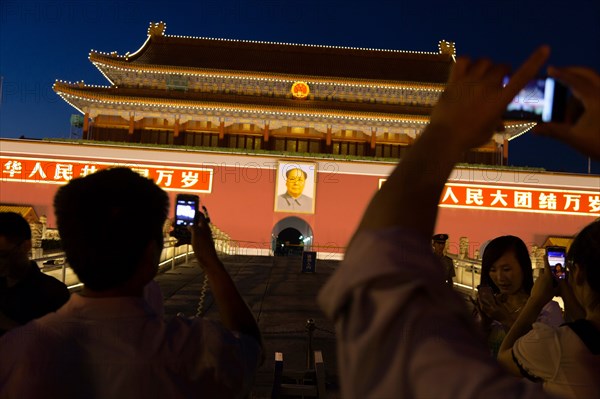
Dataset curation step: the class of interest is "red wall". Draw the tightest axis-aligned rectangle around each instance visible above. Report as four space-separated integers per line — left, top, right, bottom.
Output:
1 140 597 256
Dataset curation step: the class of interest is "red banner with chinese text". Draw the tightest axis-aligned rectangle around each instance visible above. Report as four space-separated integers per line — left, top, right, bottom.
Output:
440 183 599 216
1 156 213 193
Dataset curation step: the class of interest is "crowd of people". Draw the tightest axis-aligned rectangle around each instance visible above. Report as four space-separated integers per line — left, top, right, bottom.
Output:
1 45 599 398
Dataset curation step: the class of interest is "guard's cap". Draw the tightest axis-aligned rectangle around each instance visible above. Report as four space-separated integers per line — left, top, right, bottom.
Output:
432 233 449 242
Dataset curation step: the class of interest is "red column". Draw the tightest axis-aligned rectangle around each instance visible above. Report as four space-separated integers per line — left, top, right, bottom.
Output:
173 118 180 138
83 112 89 139
219 121 225 140
370 129 377 150
129 115 135 135
263 123 270 143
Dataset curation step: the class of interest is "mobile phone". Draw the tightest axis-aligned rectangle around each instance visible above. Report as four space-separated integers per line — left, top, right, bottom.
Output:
503 76 572 122
174 194 199 228
477 285 495 303
546 246 567 281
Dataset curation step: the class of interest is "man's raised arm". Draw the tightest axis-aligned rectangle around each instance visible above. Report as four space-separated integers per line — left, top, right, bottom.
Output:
356 47 550 240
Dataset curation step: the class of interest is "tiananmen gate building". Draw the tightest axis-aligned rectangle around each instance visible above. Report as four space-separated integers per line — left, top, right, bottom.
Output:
1 22 598 261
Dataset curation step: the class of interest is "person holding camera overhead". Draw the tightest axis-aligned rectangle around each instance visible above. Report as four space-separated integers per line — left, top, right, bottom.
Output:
318 46 600 398
0 168 263 399
496 65 600 398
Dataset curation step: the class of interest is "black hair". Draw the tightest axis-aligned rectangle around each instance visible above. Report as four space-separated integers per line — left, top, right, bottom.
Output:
0 212 32 243
481 235 534 295
285 168 307 179
54 168 169 291
568 219 600 296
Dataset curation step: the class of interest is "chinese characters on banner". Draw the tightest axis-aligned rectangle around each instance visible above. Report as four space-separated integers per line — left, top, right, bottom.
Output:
379 179 599 216
439 183 600 216
1 156 213 193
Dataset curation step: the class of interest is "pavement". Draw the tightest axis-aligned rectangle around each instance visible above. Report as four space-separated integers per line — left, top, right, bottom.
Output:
155 254 341 399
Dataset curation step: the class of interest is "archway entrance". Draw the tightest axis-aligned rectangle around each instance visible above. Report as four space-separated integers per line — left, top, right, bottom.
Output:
271 217 314 256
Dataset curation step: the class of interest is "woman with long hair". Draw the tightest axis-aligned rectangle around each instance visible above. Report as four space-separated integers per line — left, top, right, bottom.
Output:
477 235 563 356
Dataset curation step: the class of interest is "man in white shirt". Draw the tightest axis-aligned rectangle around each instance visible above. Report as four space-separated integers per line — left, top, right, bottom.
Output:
0 167 263 399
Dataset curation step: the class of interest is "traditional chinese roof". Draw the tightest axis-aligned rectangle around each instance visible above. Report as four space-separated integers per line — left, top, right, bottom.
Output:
53 81 434 119
54 22 537 142
89 22 455 85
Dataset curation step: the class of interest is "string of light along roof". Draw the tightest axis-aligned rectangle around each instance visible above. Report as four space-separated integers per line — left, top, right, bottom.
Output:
89 21 452 59
162 34 443 55
150 21 445 55
55 92 434 124
55 89 536 137
86 59 445 93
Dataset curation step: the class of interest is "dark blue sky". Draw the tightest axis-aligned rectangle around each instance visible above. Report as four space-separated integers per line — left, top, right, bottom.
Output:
1 0 599 173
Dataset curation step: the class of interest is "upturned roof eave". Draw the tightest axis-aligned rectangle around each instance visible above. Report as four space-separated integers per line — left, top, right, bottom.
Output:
53 83 434 123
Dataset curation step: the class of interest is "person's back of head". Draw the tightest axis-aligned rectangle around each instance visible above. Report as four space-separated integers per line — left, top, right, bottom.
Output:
54 168 169 291
568 219 600 302
0 212 32 243
481 235 534 294
0 212 33 278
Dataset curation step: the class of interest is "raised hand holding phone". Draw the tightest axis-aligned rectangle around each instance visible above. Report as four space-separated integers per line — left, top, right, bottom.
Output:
547 246 567 282
534 66 600 159
171 194 200 245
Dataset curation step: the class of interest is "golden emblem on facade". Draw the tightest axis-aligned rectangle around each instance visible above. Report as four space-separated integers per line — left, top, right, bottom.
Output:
291 82 310 99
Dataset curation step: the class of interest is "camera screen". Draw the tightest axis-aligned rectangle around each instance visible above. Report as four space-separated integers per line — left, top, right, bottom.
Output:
547 249 567 280
175 200 197 226
505 77 556 122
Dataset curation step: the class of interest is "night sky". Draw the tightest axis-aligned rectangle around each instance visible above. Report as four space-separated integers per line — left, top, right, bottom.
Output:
1 0 599 173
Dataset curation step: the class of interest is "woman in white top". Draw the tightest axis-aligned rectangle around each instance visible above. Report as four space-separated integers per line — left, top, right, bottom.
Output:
498 218 600 399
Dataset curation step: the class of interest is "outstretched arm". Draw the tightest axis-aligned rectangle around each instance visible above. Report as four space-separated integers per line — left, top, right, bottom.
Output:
357 47 550 240
498 260 556 376
190 214 263 349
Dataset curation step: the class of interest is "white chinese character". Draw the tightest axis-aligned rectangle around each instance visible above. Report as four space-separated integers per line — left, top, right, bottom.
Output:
181 171 199 188
3 160 23 177
589 195 600 213
466 188 484 205
441 186 459 204
54 164 74 181
538 193 557 210
514 191 532 208
80 165 98 177
156 170 174 187
490 190 508 206
131 168 150 178
28 162 47 179
563 194 581 211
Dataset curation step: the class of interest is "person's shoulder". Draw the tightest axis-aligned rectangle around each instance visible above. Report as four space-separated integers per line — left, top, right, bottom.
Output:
1 317 59 347
442 255 454 263
522 321 563 342
35 269 70 294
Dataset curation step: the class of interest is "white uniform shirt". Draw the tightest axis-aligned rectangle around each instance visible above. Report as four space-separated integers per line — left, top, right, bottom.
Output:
318 227 552 399
0 294 261 399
